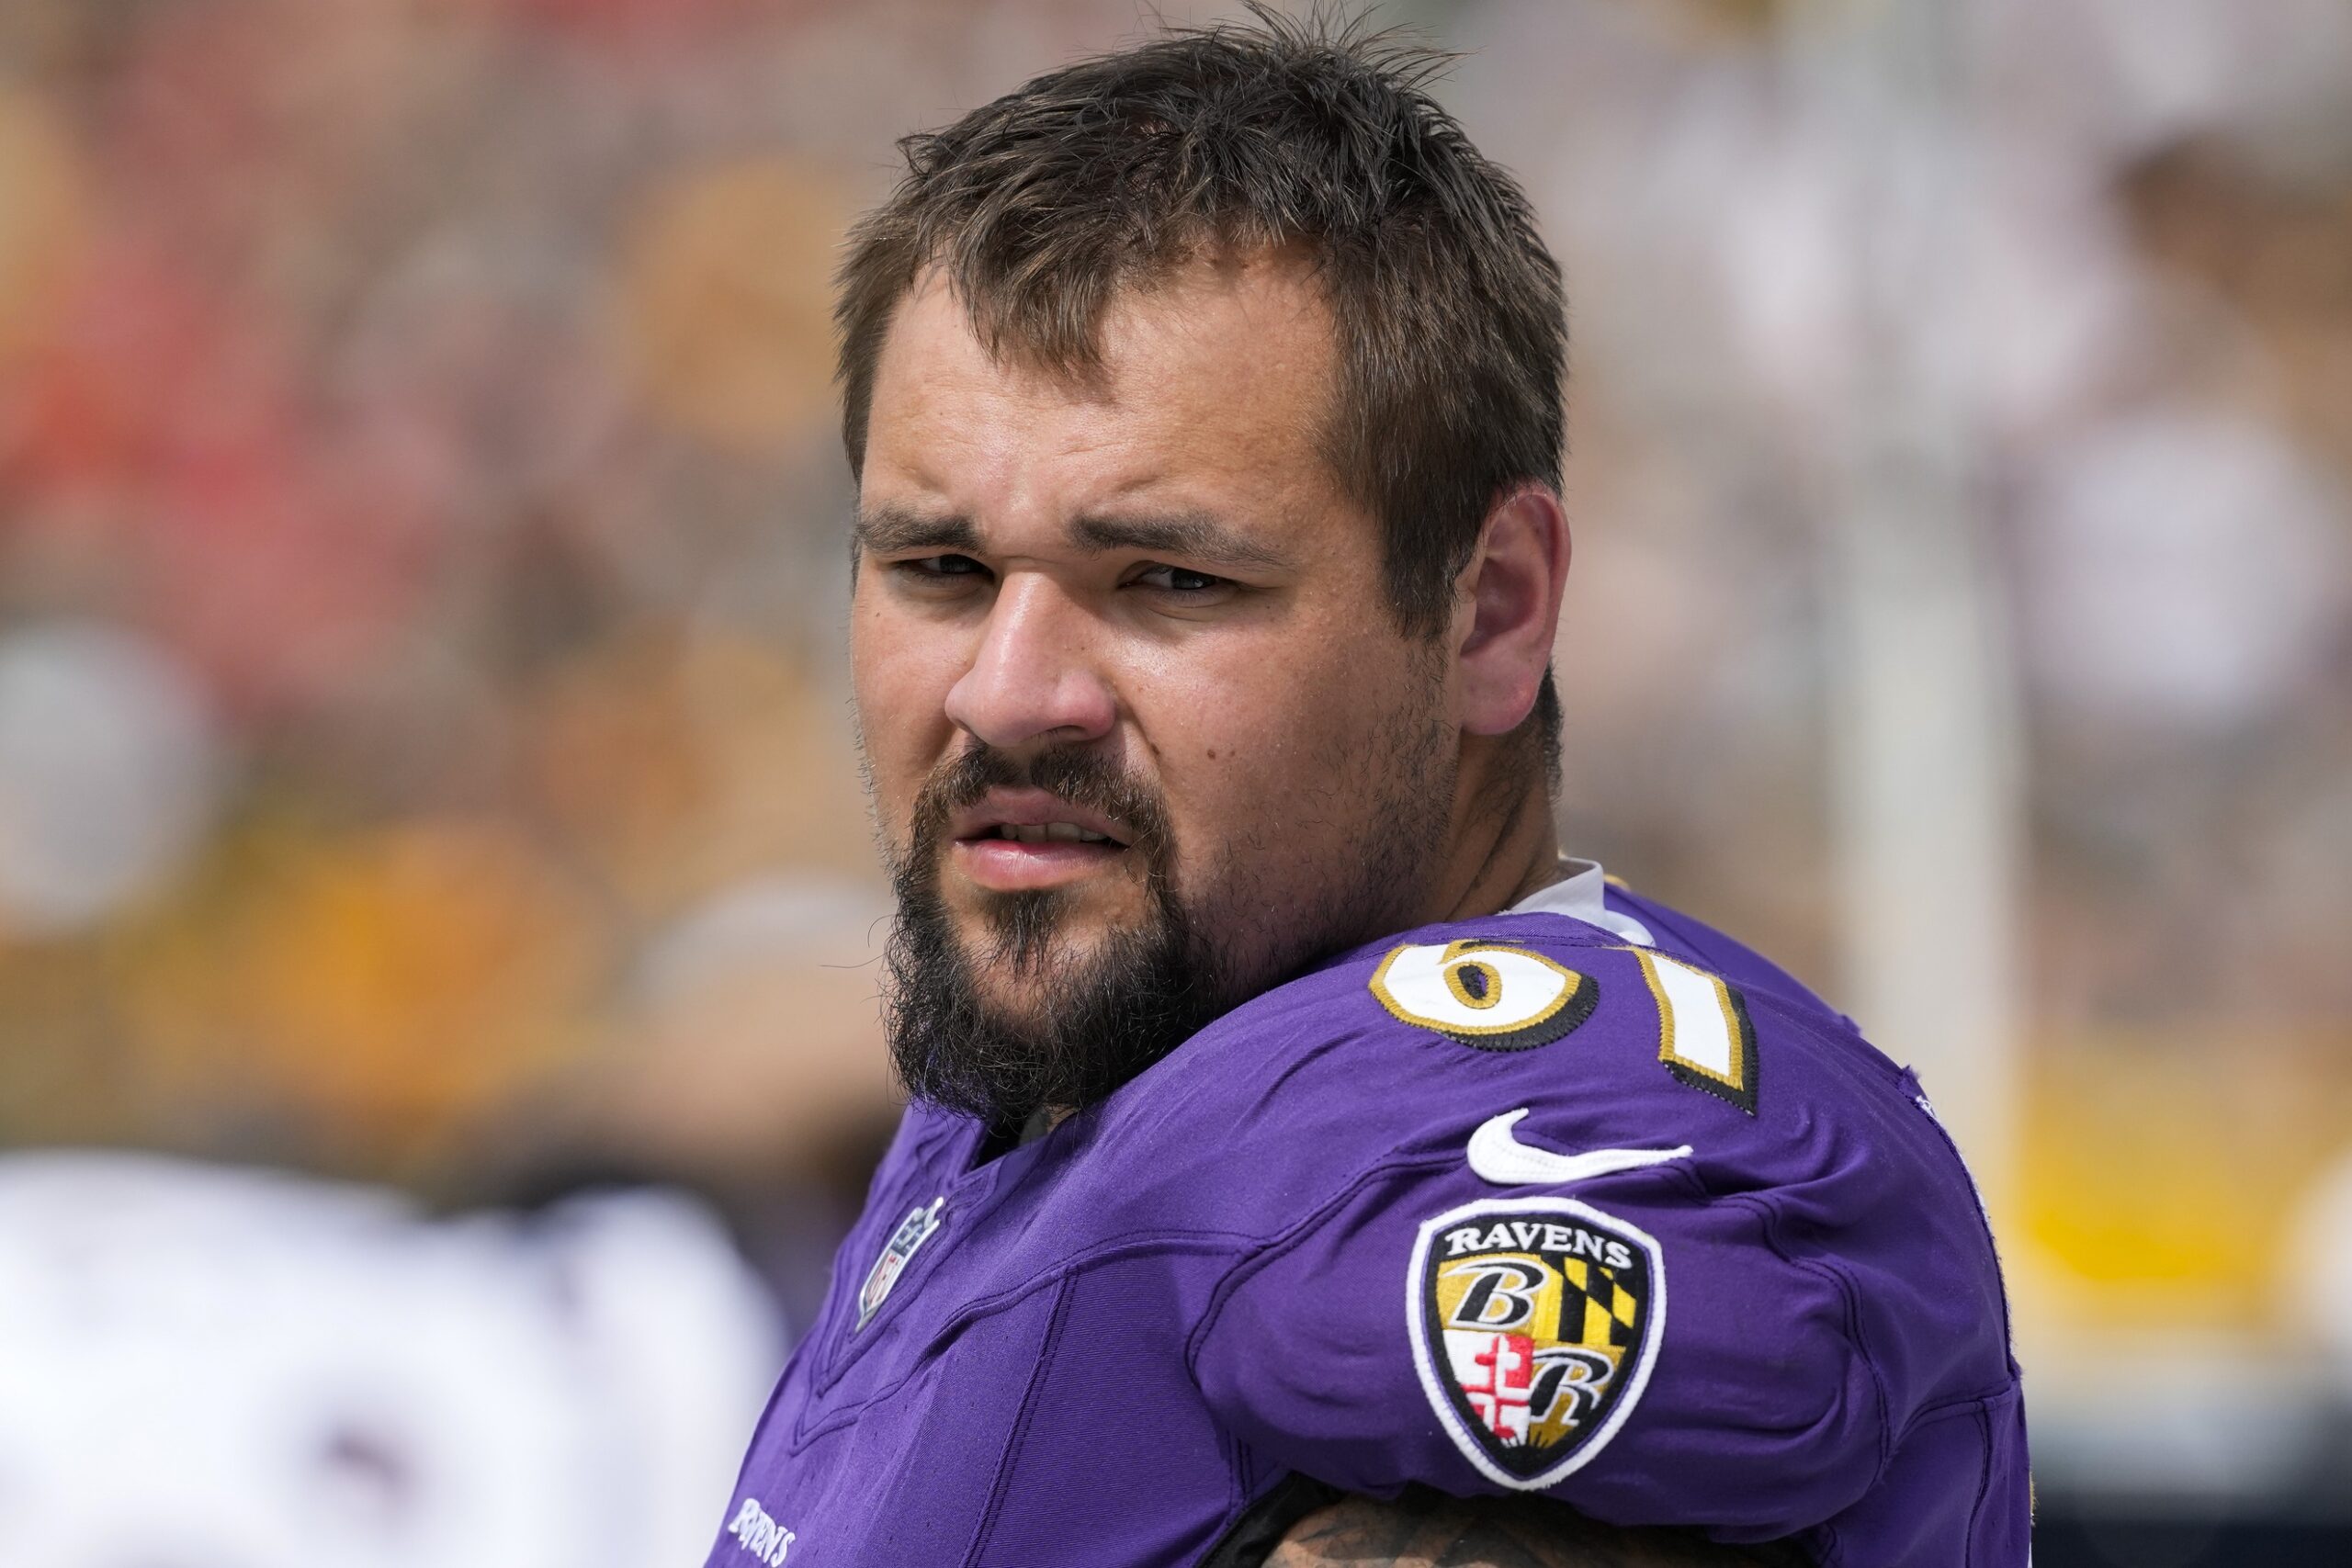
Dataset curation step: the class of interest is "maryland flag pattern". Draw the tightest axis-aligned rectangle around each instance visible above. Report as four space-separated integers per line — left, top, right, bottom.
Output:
1408 1198 1666 1488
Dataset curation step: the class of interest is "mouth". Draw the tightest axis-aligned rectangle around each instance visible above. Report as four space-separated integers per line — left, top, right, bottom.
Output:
968 821 1120 845
946 788 1136 893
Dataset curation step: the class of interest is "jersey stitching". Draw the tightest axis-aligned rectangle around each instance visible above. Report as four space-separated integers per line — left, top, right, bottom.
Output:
796 1230 1263 1445
962 1273 1076 1568
1964 1398 1995 1565
727 1344 809 1496
1219 1432 1251 1544
1623 1151 1905 1487
1739 985 1906 1091
1719 986 2019 1468
1899 1095 2022 1371
1902 1380 2022 1435
813 1222 1260 1398
1721 1189 1894 1492
1738 985 2025 1407
1183 1149 1464 1388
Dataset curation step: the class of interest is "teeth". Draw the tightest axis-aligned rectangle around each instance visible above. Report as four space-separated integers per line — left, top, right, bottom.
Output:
992 822 1114 845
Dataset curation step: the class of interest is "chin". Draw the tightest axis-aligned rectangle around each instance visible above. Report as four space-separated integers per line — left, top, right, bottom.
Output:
958 898 1121 980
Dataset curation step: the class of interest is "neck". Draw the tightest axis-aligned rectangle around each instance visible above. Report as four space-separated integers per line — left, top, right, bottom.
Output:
1424 738 1562 924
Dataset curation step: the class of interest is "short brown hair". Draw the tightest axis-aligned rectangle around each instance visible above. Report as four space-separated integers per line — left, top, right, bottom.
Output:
836 7 1566 761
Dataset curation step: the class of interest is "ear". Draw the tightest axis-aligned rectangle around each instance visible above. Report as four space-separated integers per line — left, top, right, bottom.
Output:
1453 485 1569 737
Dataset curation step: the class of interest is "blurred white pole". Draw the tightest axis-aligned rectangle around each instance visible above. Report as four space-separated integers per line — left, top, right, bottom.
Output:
1800 0 2024 1213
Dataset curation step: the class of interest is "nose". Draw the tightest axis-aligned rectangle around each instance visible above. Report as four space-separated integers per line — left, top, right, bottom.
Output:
943 572 1117 750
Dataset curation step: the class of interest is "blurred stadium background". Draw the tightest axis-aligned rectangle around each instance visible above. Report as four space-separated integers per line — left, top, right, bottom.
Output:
0 1 2346 1563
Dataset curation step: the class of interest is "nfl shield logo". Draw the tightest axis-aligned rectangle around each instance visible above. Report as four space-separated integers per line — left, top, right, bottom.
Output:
1408 1196 1665 1489
857 1195 944 1331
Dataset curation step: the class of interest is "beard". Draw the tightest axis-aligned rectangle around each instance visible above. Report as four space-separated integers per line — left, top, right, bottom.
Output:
878 672 1455 1131
882 743 1229 1129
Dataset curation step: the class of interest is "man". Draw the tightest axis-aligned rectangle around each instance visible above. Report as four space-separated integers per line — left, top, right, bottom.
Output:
708 13 2025 1567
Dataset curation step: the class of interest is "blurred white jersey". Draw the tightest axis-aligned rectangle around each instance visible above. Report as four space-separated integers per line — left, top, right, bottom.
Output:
0 1153 782 1568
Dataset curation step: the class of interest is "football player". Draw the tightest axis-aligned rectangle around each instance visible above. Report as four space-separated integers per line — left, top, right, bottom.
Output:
707 11 2025 1566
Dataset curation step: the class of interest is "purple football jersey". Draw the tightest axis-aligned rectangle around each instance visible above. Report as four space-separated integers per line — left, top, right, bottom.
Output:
707 869 2027 1566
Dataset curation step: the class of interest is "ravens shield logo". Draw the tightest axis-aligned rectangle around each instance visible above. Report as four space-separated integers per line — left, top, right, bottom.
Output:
1408 1197 1665 1487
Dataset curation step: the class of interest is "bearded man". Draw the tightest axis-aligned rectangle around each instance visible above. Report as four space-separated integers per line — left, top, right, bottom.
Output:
707 14 2026 1567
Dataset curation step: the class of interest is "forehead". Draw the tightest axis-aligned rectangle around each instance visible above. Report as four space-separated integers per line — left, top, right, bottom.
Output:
861 252 1350 527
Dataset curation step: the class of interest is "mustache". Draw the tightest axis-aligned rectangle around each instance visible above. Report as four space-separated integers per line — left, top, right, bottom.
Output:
908 743 1172 863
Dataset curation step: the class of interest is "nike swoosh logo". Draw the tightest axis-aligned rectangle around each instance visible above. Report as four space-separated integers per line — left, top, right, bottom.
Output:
1467 1109 1692 1186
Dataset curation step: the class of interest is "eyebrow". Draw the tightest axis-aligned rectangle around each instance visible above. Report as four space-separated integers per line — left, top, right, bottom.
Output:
853 507 981 556
854 505 1294 573
1070 512 1292 572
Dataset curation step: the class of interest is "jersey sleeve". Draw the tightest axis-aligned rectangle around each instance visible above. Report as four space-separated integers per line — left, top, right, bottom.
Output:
1188 1154 1883 1543
1181 931 1987 1547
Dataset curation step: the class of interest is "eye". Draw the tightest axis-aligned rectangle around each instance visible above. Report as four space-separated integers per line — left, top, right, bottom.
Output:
894 553 990 581
1131 563 1230 594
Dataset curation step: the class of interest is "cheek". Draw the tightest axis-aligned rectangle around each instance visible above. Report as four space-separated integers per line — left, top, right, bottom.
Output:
1152 630 1416 839
851 597 964 805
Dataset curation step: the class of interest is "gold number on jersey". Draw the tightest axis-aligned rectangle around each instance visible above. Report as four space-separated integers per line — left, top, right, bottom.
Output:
1627 949 1758 1114
1370 940 1597 1053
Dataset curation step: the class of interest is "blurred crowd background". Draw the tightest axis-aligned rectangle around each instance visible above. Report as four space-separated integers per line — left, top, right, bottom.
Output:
0 0 2346 1563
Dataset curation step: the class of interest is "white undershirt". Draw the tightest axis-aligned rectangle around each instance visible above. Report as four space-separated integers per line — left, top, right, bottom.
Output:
1504 857 1656 946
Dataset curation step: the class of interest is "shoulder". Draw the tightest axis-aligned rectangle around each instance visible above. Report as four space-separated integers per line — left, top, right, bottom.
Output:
1157 906 2015 1531
1135 903 1916 1200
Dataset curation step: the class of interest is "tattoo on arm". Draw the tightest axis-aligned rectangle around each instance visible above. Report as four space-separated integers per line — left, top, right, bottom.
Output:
1263 1493 1793 1568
